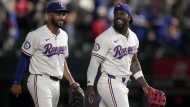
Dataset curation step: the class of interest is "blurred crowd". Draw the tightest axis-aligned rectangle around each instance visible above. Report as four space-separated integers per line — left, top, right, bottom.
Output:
0 0 190 59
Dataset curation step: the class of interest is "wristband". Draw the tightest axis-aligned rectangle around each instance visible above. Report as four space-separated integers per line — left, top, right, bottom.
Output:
133 71 143 80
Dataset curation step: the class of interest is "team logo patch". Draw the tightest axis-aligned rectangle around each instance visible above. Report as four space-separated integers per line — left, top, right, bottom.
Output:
23 41 31 50
117 4 121 7
93 43 100 51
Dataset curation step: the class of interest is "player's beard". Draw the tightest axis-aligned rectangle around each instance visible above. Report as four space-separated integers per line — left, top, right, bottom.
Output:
113 21 128 33
51 18 63 28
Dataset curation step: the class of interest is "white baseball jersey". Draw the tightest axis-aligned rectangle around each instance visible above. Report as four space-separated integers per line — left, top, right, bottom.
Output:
92 27 139 77
21 25 69 79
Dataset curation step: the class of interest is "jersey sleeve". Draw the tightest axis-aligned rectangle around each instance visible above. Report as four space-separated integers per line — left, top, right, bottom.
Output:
65 42 69 58
135 34 139 53
21 32 39 56
92 35 110 60
64 31 69 58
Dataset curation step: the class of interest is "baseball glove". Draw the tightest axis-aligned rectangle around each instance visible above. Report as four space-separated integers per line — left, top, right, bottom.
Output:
145 86 166 107
68 83 85 107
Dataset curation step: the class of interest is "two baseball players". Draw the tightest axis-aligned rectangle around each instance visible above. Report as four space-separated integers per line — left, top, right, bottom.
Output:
10 1 157 107
10 2 80 107
86 3 150 107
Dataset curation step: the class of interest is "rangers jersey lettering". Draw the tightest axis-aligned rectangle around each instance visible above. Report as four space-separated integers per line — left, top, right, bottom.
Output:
43 44 67 57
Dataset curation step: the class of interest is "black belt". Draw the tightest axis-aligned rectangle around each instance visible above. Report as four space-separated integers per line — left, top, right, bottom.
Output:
107 74 131 85
36 74 60 81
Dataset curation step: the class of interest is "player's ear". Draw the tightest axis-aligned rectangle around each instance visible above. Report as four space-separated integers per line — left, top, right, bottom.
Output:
47 13 51 20
128 15 131 21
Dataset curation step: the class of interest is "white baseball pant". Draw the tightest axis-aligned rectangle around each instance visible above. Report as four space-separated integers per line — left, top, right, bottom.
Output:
97 73 130 107
27 75 60 107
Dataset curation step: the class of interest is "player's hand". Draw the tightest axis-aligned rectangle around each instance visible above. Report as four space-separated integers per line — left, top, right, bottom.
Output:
10 84 22 97
142 86 149 93
85 86 95 104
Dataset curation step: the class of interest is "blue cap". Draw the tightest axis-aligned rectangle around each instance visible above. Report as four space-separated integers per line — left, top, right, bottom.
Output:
114 3 133 24
47 2 70 13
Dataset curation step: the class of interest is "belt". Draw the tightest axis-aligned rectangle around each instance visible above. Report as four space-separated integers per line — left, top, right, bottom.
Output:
107 74 131 86
35 74 60 81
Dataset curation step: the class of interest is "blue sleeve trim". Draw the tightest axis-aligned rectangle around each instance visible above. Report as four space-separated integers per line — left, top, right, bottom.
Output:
21 49 32 56
14 52 29 84
92 53 105 60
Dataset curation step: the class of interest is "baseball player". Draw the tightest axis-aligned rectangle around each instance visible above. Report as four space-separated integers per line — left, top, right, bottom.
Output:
10 2 80 107
86 3 150 107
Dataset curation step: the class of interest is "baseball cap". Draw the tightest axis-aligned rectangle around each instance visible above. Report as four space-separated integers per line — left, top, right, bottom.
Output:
47 2 70 13
114 3 133 24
